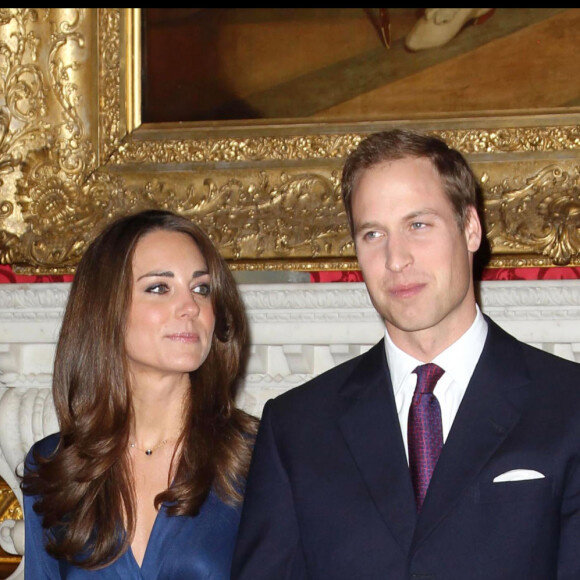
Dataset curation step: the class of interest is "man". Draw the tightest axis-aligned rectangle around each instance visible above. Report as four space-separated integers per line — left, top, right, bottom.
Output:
232 130 580 579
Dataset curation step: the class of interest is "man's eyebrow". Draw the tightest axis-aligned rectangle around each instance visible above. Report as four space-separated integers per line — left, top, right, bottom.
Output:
405 208 438 220
354 209 440 233
354 221 381 233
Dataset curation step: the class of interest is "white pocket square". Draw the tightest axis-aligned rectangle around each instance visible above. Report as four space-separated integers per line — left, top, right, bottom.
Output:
493 469 545 483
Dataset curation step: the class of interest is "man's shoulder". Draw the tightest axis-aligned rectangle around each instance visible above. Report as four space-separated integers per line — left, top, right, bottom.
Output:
487 317 580 384
520 339 580 379
269 340 385 412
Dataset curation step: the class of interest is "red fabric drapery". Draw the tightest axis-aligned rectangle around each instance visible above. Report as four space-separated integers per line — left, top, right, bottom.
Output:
2 264 580 284
0 265 73 284
310 267 580 283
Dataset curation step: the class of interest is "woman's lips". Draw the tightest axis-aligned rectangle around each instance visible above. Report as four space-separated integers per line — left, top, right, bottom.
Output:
166 333 199 343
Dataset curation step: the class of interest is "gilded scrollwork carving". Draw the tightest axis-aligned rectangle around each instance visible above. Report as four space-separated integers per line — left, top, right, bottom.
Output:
16 167 128 268
0 484 21 524
2 8 580 272
0 9 103 270
0 9 49 227
110 127 580 166
122 170 352 262
485 165 580 265
436 127 580 154
97 7 121 161
0 481 22 567
112 135 364 165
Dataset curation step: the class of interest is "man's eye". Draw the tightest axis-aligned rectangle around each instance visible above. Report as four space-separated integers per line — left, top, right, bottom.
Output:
364 231 382 240
146 283 169 294
193 283 211 297
411 222 427 230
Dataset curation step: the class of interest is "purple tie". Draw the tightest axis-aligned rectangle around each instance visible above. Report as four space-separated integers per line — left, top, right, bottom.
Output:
408 363 445 512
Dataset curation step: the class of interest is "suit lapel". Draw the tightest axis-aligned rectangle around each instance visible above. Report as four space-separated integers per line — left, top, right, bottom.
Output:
338 341 417 554
411 319 533 550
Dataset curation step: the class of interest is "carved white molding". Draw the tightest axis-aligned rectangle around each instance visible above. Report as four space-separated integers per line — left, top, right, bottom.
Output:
0 519 24 555
1 279 580 574
3 281 580 409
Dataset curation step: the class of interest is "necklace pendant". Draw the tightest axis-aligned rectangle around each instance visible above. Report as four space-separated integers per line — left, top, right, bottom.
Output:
130 438 169 456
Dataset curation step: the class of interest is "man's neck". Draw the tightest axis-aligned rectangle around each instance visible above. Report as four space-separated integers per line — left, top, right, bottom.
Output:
386 304 479 363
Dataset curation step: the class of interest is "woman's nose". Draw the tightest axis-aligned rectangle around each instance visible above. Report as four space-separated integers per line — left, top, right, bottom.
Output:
177 291 201 317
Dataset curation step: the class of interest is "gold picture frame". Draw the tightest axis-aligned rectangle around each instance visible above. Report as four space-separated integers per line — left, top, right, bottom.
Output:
1 8 580 274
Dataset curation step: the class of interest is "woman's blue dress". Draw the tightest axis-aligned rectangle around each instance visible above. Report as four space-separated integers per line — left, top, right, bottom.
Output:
23 434 241 579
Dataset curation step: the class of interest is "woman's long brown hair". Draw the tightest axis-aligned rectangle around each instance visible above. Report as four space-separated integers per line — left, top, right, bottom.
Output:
21 210 257 569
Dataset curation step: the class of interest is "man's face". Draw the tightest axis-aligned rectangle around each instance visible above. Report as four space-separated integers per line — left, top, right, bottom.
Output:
352 156 482 354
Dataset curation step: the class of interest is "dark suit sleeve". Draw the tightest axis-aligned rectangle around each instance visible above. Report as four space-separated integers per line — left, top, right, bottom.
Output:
231 400 308 579
557 453 580 578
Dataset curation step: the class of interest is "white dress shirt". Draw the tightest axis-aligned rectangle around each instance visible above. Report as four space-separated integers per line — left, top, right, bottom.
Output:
384 306 488 463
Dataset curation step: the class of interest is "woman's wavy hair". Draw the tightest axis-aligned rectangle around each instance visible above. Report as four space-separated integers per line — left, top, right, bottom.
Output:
21 210 257 569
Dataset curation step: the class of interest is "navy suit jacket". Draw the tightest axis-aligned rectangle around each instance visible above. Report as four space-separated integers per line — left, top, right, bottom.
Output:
232 318 580 579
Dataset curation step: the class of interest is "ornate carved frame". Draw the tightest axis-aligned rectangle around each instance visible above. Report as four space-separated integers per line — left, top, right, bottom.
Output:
1 8 580 274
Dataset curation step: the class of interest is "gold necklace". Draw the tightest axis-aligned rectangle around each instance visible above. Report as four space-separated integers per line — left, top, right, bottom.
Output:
129 439 168 456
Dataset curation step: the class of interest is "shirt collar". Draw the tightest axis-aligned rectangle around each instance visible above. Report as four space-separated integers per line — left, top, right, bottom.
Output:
384 305 488 396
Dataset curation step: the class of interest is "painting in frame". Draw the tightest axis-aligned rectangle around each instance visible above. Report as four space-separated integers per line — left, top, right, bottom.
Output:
0 8 579 274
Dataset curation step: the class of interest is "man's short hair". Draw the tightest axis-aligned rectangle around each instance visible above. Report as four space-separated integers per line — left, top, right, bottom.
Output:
341 129 482 235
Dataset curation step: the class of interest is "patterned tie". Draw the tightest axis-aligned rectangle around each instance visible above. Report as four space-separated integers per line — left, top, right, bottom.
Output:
408 363 445 512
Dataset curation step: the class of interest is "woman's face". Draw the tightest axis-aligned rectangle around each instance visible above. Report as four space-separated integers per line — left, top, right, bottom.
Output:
125 230 216 384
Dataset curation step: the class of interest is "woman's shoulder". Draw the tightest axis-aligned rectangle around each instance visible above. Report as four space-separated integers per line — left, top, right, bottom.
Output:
25 432 60 469
22 433 61 498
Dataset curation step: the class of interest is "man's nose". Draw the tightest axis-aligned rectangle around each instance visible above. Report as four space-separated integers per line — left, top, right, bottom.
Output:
385 234 413 273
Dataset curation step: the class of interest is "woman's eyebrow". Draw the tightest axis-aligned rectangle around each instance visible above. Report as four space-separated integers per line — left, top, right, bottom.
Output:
137 269 209 281
137 270 174 281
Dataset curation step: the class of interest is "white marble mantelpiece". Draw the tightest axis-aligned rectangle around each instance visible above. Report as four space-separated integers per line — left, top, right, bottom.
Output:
1 279 580 577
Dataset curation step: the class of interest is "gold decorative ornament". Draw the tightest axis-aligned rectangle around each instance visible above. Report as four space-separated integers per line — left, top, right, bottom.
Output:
485 165 580 266
1 8 580 273
0 478 22 568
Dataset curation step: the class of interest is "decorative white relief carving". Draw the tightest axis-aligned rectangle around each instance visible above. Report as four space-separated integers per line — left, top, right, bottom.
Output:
0 519 24 555
1 279 580 572
0 388 58 503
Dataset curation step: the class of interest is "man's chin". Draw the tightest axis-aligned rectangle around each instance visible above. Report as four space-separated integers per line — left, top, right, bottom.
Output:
384 317 431 335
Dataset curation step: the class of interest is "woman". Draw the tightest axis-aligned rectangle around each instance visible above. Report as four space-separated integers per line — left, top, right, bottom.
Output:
21 209 257 578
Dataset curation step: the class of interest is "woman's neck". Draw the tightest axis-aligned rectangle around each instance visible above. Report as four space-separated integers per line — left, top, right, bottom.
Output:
129 373 189 448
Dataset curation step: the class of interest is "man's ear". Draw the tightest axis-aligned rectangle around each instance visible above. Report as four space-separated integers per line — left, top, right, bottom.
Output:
464 206 482 253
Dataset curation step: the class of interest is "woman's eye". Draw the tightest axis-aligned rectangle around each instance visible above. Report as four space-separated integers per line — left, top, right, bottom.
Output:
146 283 169 294
193 283 211 297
